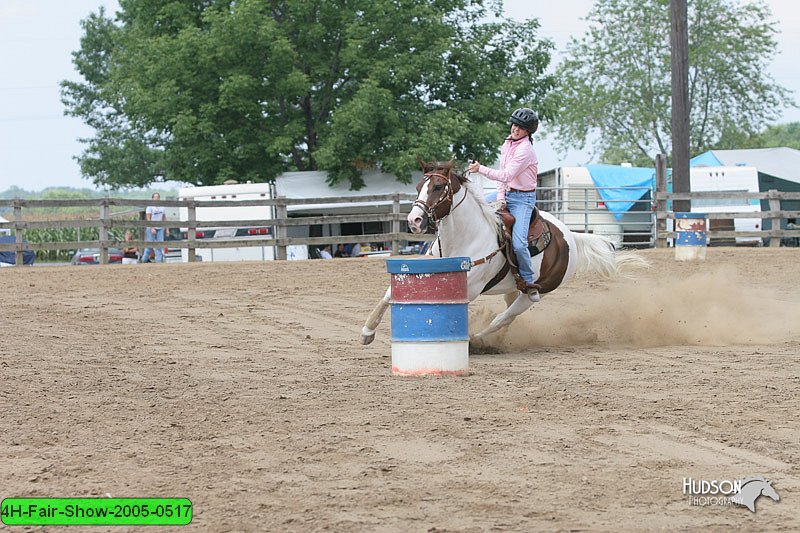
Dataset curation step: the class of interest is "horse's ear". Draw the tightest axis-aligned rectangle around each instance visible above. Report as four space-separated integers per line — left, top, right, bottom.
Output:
443 159 453 176
418 158 429 172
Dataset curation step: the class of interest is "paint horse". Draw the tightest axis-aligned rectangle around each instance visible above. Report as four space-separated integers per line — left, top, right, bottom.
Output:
360 160 648 346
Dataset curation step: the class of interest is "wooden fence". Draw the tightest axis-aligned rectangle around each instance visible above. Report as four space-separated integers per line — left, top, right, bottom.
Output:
654 189 800 248
4 189 800 266
0 194 435 266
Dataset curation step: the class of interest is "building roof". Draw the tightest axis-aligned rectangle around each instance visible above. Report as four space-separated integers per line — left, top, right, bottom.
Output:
275 170 420 214
691 147 800 184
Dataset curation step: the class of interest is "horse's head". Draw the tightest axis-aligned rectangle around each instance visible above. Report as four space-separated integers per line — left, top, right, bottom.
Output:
760 480 780 502
407 159 466 234
732 477 781 512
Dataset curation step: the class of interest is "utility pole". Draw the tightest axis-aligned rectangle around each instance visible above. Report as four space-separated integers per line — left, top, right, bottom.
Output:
670 0 690 213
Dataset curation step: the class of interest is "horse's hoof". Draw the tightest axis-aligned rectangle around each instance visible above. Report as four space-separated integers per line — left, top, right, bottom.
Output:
469 338 501 355
360 333 375 345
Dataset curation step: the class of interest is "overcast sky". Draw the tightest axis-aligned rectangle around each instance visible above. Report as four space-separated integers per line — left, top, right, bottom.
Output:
1 0 798 192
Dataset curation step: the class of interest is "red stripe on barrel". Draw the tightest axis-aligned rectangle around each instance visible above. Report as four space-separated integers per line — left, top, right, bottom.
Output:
390 271 469 303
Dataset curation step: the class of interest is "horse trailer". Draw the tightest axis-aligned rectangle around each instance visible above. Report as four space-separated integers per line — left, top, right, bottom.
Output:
177 182 309 262
688 166 762 245
532 166 654 248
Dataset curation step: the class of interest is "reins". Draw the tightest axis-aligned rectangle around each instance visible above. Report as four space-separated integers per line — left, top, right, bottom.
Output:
419 168 507 286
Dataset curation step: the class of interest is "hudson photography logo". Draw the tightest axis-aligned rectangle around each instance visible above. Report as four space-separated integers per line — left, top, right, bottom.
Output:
683 476 780 512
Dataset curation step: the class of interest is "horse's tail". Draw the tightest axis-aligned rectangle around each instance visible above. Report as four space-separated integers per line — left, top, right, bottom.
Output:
572 232 650 277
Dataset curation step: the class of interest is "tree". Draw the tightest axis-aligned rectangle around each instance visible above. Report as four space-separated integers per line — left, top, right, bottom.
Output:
715 121 800 150
62 0 556 189
548 0 794 166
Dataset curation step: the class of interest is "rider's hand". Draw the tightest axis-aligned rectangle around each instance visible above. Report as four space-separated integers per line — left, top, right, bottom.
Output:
468 161 480 173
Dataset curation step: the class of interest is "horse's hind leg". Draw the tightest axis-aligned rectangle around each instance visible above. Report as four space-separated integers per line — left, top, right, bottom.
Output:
472 292 537 341
360 286 391 345
503 291 517 309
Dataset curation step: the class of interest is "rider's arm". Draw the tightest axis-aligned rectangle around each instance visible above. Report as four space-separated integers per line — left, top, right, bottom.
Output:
478 148 534 185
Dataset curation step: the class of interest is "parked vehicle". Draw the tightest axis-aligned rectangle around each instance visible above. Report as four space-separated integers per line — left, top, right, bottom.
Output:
689 166 762 245
177 182 303 262
70 248 123 265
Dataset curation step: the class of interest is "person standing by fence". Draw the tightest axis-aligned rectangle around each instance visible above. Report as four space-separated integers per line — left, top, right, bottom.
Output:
141 192 169 263
122 230 139 265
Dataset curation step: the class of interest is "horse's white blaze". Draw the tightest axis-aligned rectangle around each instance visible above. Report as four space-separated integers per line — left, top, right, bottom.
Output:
407 187 429 233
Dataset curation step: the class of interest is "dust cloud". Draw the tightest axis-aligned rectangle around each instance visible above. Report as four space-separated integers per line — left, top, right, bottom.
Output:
470 265 800 351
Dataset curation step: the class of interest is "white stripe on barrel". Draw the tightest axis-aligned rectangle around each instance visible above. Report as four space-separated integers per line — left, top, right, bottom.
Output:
387 257 471 376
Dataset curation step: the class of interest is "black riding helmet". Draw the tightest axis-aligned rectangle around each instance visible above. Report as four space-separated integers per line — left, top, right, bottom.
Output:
509 108 539 134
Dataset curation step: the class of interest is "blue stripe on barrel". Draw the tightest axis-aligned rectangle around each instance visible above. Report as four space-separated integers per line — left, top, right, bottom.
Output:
675 212 708 246
387 257 471 274
389 303 469 341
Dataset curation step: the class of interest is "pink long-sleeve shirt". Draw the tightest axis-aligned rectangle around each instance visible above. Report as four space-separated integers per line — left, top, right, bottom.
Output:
478 137 538 201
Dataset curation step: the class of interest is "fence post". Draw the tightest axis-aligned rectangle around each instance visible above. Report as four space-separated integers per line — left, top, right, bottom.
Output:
392 193 401 255
655 154 668 248
583 188 589 234
276 197 288 260
99 200 109 264
13 200 23 267
187 202 197 262
768 189 781 248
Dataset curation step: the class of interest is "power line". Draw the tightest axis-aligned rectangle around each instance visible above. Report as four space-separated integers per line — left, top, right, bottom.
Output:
0 85 60 91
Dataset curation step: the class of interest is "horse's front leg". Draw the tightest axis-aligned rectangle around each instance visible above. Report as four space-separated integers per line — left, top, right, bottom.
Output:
471 291 538 341
360 286 391 345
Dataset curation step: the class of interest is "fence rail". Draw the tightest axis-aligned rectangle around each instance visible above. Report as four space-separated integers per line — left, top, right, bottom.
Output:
654 189 800 248
3 188 800 266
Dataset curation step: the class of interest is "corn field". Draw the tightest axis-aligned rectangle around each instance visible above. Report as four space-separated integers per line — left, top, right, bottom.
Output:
24 226 138 262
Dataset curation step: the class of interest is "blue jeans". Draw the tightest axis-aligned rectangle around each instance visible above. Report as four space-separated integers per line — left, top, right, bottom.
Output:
486 190 537 284
142 228 165 263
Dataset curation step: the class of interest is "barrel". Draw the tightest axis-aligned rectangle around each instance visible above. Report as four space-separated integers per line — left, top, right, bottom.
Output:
674 212 707 261
386 257 471 376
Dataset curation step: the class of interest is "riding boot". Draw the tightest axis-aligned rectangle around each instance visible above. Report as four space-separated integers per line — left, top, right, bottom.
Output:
514 277 541 293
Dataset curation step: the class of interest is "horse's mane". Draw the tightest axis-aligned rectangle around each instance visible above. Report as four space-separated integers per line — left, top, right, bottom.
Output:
421 160 502 239
463 180 504 239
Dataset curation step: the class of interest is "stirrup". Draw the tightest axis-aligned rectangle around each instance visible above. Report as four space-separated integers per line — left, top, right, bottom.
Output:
515 278 541 294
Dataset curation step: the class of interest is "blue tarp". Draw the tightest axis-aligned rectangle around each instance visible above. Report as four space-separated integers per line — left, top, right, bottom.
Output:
690 151 723 167
585 164 655 220
0 235 35 265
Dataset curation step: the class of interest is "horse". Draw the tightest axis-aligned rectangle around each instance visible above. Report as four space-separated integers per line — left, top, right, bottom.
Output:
730 476 780 512
360 160 649 347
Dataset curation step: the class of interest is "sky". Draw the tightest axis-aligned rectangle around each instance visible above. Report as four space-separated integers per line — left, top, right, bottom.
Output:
0 0 798 192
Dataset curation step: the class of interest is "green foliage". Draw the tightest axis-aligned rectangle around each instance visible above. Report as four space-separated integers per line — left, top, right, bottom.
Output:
0 186 176 200
714 121 800 150
23 226 137 263
62 0 556 190
550 0 794 164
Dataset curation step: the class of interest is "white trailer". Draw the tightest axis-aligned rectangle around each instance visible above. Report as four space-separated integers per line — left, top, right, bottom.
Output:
177 182 308 262
689 166 762 245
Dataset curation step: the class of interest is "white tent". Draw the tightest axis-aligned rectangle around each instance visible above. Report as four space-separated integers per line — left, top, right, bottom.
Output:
0 214 9 236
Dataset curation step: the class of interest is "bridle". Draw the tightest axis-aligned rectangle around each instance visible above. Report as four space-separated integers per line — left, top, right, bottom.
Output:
413 167 504 286
412 170 468 233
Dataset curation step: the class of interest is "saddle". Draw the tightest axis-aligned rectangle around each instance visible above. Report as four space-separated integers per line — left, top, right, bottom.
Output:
498 207 551 253
497 207 552 292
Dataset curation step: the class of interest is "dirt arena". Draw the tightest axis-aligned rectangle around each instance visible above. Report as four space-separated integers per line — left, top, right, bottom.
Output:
2 248 798 532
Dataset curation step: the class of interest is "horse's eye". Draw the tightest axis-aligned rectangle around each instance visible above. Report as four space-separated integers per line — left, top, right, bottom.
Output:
432 184 444 192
